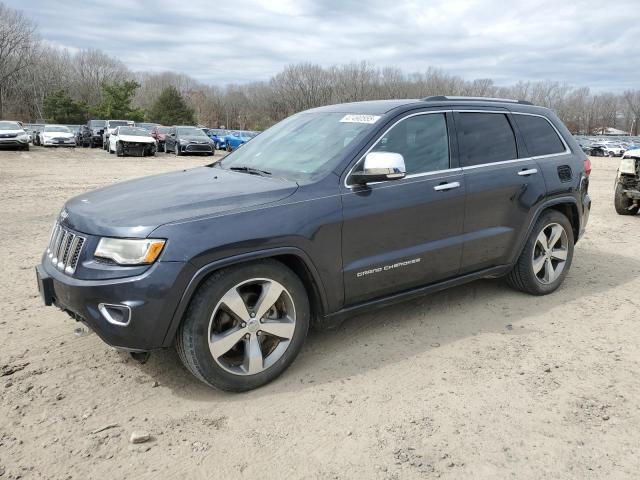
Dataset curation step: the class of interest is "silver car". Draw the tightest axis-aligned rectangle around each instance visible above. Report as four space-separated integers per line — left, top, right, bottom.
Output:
0 121 30 150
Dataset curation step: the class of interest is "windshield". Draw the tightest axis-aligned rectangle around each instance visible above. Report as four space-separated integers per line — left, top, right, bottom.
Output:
118 127 148 136
210 129 226 136
0 121 21 130
108 120 131 127
177 127 208 137
156 127 171 133
90 120 106 127
44 125 71 133
136 123 157 130
219 112 377 180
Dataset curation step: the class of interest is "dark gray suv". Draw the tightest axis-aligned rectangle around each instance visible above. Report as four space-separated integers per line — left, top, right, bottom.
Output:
36 96 591 391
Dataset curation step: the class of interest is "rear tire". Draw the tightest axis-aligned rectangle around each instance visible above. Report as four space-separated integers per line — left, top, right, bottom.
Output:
116 142 124 157
176 259 310 392
614 183 639 215
506 210 574 295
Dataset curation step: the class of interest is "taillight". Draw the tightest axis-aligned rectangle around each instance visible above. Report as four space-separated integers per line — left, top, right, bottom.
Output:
584 157 592 176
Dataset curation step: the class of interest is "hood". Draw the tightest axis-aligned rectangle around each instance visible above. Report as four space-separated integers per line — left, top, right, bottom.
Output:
63 166 298 237
118 134 155 143
0 129 25 137
42 131 74 138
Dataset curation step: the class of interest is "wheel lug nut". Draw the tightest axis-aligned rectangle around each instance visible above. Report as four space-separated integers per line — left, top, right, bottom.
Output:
244 333 250 339
257 331 262 336
250 312 256 318
241 322 246 328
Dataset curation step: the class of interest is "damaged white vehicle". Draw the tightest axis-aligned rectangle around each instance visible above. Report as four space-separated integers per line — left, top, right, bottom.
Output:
107 126 157 157
615 148 640 215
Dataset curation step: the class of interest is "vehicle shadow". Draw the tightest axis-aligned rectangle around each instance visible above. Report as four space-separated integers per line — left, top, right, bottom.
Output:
135 245 640 401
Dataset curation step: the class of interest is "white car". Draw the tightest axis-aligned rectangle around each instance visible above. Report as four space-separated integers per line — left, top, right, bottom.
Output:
594 142 625 157
0 121 30 150
108 126 157 157
102 120 134 150
40 125 76 147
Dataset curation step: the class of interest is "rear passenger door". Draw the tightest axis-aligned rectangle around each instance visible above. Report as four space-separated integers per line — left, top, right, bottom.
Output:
454 110 547 273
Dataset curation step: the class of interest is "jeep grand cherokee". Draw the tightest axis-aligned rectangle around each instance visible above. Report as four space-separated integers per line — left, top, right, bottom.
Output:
36 96 591 391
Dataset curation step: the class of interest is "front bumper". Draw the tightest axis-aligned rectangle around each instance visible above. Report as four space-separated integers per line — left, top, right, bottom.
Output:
43 139 76 146
37 256 195 351
0 138 28 146
177 143 213 154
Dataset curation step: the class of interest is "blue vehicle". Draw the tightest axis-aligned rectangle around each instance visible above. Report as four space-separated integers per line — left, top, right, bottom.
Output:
204 129 227 150
224 130 259 151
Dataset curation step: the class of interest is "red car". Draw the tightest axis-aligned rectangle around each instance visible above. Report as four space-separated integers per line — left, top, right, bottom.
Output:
150 126 171 150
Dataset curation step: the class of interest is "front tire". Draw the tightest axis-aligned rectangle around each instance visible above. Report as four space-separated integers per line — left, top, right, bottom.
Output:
507 210 574 295
176 259 310 392
614 183 639 215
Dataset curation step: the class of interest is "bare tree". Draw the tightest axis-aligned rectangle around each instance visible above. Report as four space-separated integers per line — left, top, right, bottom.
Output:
0 2 39 117
623 90 640 136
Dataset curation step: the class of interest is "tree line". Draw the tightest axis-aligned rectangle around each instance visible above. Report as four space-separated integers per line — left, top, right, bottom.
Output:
1 2 639 134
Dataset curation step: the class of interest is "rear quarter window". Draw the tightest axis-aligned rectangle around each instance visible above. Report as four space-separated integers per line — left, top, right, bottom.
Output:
513 114 566 157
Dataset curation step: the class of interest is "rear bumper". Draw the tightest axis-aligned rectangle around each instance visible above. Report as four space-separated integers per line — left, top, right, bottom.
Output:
37 256 195 351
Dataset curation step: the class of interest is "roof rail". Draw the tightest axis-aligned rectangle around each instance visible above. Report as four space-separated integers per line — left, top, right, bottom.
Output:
422 95 533 106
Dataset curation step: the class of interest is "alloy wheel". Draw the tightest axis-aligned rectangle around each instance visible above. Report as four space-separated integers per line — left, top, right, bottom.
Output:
207 278 296 375
532 222 568 284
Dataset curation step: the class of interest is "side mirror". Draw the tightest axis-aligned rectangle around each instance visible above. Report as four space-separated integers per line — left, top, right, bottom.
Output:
350 152 406 185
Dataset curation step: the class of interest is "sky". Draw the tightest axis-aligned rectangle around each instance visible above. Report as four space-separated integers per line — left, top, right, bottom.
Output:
7 0 640 91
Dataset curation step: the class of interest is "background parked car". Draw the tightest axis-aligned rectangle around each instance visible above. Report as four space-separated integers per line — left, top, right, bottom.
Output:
224 130 258 151
28 124 45 145
205 128 227 150
150 126 171 150
593 142 625 157
164 125 214 156
108 126 157 157
79 119 106 148
0 120 30 150
40 124 76 147
102 120 134 150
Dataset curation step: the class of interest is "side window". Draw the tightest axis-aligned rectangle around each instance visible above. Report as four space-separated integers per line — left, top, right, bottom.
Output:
513 114 566 157
369 113 449 175
457 113 517 167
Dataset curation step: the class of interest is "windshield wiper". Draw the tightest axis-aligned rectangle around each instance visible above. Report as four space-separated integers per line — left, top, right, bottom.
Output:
229 166 272 176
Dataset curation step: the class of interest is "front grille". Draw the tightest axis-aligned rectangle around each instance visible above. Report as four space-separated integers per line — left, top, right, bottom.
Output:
46 223 86 275
186 143 212 152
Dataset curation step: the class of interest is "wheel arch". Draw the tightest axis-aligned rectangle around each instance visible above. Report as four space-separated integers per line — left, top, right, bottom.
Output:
512 197 580 266
162 247 329 347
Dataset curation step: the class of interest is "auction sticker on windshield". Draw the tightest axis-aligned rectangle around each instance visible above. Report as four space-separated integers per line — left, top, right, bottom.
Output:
340 114 381 124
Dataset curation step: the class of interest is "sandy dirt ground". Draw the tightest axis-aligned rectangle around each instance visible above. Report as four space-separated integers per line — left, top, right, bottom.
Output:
0 146 639 479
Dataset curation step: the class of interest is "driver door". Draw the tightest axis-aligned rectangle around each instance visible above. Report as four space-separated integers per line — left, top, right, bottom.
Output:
340 111 466 305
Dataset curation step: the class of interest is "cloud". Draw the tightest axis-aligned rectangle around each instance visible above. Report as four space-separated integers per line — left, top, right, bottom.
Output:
6 0 639 90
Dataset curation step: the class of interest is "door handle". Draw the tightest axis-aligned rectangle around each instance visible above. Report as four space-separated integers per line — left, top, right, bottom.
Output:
517 168 538 176
433 181 461 191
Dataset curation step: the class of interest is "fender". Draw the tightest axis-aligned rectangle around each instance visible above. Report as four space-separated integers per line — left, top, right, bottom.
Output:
511 195 580 265
161 246 329 347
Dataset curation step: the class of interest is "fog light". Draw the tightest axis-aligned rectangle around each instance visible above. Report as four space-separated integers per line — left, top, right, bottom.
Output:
98 303 131 326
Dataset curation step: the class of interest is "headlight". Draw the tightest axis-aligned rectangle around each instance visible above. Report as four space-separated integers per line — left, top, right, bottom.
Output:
94 238 165 265
619 158 637 175
18 133 28 140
